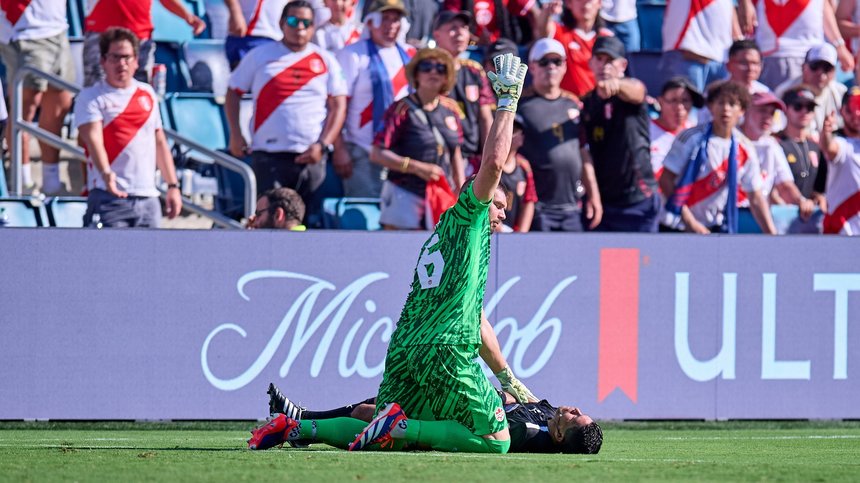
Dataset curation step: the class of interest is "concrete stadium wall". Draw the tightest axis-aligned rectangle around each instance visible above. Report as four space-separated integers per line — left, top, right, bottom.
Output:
1 229 858 420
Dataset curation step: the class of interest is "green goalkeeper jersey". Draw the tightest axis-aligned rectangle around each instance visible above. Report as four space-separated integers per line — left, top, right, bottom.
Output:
389 183 491 347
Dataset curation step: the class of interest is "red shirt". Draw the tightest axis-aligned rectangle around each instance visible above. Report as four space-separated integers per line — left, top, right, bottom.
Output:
444 0 535 44
85 0 154 40
553 22 614 98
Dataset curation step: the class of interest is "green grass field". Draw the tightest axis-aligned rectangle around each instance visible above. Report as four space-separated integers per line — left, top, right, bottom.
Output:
1 421 859 482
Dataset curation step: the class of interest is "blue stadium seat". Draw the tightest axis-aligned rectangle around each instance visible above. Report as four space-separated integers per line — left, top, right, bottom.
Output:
154 41 191 94
67 0 84 38
322 198 382 230
151 0 206 42
637 1 665 53
0 166 8 197
0 198 48 227
183 39 230 98
166 92 228 151
738 205 823 234
45 197 88 227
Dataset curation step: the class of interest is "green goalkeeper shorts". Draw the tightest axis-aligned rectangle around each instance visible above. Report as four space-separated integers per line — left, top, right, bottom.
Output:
376 343 507 436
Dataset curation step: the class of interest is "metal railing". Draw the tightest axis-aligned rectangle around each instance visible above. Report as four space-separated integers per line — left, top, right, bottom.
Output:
8 66 255 228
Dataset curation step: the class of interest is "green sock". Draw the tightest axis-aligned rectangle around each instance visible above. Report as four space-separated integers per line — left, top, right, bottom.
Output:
402 420 510 453
298 418 367 450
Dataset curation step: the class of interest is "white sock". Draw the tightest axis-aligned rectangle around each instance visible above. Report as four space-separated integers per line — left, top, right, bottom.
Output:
22 164 33 186
42 163 62 193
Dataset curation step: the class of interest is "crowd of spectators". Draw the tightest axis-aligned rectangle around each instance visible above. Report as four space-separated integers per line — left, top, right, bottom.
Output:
2 0 860 235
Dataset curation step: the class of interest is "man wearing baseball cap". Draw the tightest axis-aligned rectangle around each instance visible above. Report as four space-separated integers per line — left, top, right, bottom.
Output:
741 92 816 224
431 10 495 175
817 87 860 235
517 38 602 231
581 35 659 232
775 44 847 132
777 86 828 211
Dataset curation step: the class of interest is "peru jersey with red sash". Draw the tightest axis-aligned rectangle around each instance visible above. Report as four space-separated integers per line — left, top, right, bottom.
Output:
0 0 66 43
754 0 823 58
235 0 289 40
74 80 162 197
649 118 694 182
228 42 347 152
663 124 763 227
823 137 860 235
85 0 153 39
336 39 415 152
662 0 733 62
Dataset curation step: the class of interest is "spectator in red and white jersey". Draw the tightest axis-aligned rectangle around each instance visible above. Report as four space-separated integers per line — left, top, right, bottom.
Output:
83 0 205 87
225 1 347 220
443 0 539 46
432 10 495 176
737 0 852 90
334 0 415 198
660 81 777 234
537 0 614 98
0 0 75 194
225 0 290 69
818 88 860 235
313 0 361 52
649 77 703 182
660 0 738 93
740 91 816 220
75 28 182 228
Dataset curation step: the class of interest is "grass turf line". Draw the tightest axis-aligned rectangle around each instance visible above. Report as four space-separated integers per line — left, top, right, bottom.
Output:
0 422 858 482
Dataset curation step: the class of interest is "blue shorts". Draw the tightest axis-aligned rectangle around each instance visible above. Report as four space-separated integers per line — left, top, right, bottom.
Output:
225 35 276 68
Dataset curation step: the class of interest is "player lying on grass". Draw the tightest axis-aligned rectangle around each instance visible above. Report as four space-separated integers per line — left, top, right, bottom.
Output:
247 383 602 454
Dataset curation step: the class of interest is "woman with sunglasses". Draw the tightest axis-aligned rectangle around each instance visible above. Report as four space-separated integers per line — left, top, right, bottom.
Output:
371 48 466 230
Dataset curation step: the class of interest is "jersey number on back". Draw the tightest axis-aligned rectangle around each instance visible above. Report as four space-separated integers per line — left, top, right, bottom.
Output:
417 233 445 289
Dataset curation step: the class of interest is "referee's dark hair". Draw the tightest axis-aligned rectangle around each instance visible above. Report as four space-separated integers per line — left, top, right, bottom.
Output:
562 421 603 454
262 187 305 224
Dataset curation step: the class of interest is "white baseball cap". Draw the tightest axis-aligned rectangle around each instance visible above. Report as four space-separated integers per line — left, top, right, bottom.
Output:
805 43 837 67
529 38 566 63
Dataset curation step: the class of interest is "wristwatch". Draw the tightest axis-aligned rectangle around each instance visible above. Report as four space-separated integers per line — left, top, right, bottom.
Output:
318 141 335 155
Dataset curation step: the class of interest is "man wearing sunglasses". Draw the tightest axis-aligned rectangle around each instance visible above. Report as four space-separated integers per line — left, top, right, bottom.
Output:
775 44 847 134
517 38 602 232
777 86 828 215
226 1 347 225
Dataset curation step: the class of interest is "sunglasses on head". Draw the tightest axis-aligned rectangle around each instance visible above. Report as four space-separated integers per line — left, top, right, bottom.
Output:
809 61 834 73
538 57 563 68
284 16 313 28
416 60 447 74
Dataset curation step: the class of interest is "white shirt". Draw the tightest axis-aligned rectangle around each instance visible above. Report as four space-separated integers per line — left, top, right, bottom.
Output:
229 42 347 153
775 76 846 132
235 0 289 40
313 20 361 53
749 134 794 201
0 0 67 43
662 0 733 62
826 137 860 235
755 0 824 58
74 80 162 197
649 118 694 178
601 0 637 23
663 124 763 227
336 39 414 152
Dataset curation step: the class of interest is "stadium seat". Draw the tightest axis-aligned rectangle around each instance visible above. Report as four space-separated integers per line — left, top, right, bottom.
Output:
0 198 48 227
183 39 230 98
322 198 382 230
628 51 665 97
154 41 192 94
67 0 84 38
151 0 206 42
637 0 665 53
0 167 8 197
166 92 228 151
45 197 88 228
738 205 823 235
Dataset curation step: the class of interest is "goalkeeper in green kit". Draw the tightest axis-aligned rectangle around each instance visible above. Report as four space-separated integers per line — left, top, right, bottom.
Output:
247 53 535 454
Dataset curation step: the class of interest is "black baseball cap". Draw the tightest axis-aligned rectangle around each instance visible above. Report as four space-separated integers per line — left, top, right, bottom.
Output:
432 10 472 31
661 76 705 108
485 38 518 61
592 36 626 60
782 86 818 108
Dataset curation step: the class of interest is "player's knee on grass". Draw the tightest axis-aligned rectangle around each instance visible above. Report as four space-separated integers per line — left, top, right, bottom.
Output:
481 437 510 454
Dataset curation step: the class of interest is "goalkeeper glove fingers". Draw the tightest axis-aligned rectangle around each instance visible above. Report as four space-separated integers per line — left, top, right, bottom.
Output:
495 366 538 403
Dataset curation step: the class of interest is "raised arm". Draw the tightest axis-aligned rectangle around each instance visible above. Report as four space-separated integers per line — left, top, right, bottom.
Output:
475 54 528 201
479 312 538 403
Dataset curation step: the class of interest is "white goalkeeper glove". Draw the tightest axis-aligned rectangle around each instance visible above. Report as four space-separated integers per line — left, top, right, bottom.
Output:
487 53 528 113
495 366 538 403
